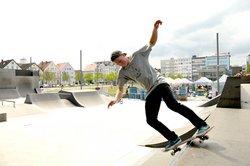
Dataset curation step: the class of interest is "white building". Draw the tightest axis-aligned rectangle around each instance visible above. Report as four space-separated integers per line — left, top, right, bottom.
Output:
161 54 231 81
57 62 75 85
0 59 22 70
18 58 43 76
38 61 61 85
192 56 206 81
161 57 192 79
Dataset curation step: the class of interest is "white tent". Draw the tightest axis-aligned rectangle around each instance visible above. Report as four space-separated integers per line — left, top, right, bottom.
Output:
180 78 193 84
211 74 228 95
219 74 228 83
194 77 212 85
165 77 174 85
170 78 193 85
172 78 182 85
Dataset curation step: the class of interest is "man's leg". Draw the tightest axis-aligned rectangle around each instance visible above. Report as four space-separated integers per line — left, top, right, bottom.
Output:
160 83 207 128
145 85 178 140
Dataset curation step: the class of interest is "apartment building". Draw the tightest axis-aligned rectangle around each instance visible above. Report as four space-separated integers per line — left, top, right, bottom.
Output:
38 61 61 85
0 59 22 70
200 54 231 80
161 57 192 80
57 62 75 85
192 55 206 81
83 61 119 78
161 54 231 81
18 58 43 76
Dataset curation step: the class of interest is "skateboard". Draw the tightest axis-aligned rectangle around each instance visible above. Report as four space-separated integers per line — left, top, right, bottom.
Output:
165 126 214 156
141 114 211 148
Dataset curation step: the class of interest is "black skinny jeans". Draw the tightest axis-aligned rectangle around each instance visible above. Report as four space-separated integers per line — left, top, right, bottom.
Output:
145 83 206 141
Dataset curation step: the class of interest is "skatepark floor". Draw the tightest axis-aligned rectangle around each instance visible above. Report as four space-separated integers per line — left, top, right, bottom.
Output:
171 107 250 166
0 95 249 166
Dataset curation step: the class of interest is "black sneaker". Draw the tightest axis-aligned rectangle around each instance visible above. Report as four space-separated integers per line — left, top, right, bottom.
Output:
165 137 182 151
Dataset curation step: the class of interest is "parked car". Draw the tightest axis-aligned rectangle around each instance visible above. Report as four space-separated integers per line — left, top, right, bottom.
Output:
40 84 49 88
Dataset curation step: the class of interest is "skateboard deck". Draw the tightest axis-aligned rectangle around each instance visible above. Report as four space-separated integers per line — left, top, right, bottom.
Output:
140 114 211 148
164 126 214 156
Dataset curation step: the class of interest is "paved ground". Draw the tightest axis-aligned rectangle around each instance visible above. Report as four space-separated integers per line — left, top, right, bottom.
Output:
174 107 250 166
0 93 249 166
0 96 207 166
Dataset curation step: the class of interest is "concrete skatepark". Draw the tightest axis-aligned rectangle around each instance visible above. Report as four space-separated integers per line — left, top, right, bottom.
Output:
1 70 250 165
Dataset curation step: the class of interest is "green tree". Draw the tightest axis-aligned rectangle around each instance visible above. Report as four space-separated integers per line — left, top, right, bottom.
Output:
94 72 103 83
84 73 93 84
62 72 70 82
75 71 83 83
75 71 80 82
42 71 56 83
176 74 183 78
247 64 250 74
167 73 176 79
105 72 117 83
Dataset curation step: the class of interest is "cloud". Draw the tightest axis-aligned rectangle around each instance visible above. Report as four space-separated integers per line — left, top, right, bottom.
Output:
154 1 250 66
0 0 249 70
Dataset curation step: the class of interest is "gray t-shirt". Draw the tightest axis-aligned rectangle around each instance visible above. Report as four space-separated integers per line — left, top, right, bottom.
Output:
117 45 167 97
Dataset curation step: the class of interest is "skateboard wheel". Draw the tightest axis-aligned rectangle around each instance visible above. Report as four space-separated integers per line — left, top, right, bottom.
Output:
199 140 204 144
171 151 175 156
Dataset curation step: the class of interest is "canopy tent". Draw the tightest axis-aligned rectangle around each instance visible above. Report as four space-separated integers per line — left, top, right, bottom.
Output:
180 78 193 84
165 77 174 85
171 78 182 85
211 74 229 95
218 74 228 83
194 77 212 85
169 78 193 85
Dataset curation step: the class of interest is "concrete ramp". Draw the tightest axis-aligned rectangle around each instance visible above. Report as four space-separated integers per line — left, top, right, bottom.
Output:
217 76 250 108
217 77 241 108
16 76 38 97
59 90 105 107
0 69 39 99
0 87 20 99
199 95 220 107
25 93 75 109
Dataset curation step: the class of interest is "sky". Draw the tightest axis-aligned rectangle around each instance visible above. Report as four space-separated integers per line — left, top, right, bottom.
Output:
0 0 250 70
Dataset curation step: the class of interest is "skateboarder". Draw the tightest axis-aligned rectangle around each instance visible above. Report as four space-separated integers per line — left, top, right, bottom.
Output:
108 20 210 150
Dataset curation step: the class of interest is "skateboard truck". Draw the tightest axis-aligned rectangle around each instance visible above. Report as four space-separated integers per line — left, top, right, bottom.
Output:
197 134 209 143
170 135 210 156
169 127 214 156
171 147 181 156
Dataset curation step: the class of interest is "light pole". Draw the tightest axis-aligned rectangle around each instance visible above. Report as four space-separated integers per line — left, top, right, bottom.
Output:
216 33 220 95
80 50 83 90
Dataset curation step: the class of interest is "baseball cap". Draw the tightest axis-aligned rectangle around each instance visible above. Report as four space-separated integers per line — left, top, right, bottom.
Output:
110 50 126 62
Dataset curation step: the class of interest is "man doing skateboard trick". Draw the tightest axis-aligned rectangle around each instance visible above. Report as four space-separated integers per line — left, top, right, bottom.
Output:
108 20 210 150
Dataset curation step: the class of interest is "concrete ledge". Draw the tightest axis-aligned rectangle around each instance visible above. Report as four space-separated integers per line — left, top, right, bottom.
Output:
0 113 7 122
59 90 105 107
217 77 241 108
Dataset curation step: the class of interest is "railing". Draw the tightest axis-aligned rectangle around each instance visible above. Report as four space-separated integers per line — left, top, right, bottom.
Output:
1 100 15 108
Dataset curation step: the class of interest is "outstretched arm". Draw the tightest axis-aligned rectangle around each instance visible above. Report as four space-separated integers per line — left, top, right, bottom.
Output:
149 20 162 47
108 86 124 108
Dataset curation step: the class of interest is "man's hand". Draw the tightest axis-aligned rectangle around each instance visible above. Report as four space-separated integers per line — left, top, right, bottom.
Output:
154 20 162 29
108 86 124 109
150 20 162 46
108 100 116 109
